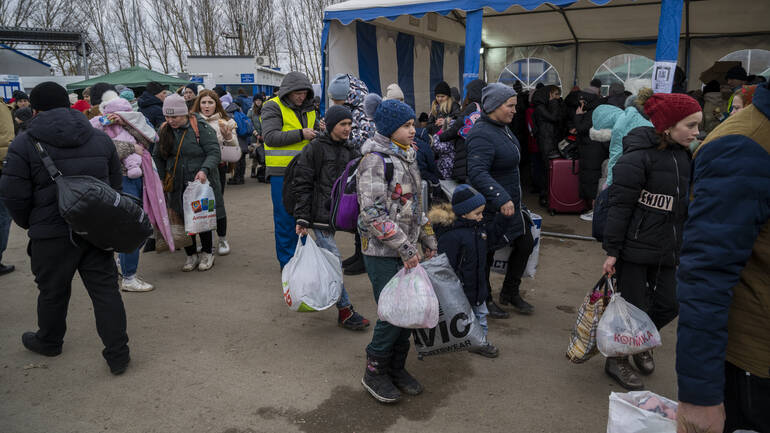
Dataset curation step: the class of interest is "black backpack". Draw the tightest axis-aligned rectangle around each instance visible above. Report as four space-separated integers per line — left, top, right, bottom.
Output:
35 141 152 253
282 154 302 216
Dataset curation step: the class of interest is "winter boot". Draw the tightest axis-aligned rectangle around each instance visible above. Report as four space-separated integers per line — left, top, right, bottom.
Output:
389 343 423 395
486 298 510 319
632 350 655 375
362 351 401 403
338 305 370 331
22 332 62 357
500 292 534 315
343 258 366 276
605 357 644 390
469 341 500 358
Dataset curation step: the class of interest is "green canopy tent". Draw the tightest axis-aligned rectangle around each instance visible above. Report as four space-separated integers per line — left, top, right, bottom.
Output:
66 66 191 91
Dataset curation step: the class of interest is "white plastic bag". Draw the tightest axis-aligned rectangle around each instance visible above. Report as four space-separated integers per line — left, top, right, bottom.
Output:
597 294 662 357
491 211 542 278
281 236 343 312
378 264 439 329
414 254 486 357
182 180 217 235
607 391 677 433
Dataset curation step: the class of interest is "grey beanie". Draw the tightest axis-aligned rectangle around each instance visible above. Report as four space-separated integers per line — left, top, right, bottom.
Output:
328 73 350 101
481 83 517 114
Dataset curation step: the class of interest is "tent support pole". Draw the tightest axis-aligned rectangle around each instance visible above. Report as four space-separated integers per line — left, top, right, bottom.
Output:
685 0 691 87
551 6 579 87
81 35 88 80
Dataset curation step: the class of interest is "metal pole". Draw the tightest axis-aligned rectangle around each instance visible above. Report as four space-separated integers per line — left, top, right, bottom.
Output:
685 0 691 88
541 231 596 242
81 35 89 80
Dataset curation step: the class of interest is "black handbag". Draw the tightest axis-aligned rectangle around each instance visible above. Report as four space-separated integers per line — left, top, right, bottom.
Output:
35 141 152 253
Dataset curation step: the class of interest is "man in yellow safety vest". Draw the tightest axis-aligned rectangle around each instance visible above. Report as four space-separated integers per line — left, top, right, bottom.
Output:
261 71 320 268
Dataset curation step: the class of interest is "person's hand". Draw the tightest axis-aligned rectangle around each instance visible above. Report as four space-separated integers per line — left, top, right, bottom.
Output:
576 105 585 115
569 128 577 134
603 256 617 275
435 118 445 127
501 201 515 217
302 128 317 140
295 225 308 236
424 248 436 260
403 255 419 270
106 113 124 125
677 402 725 433
319 120 326 131
133 144 144 155
195 170 207 183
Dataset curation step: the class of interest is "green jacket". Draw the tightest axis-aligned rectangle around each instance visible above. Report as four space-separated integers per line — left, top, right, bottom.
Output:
153 114 225 220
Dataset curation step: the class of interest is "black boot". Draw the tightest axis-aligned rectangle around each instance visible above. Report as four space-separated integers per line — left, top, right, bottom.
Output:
361 350 401 403
343 234 363 267
486 298 510 319
343 257 366 275
22 332 62 357
389 344 423 395
500 293 535 315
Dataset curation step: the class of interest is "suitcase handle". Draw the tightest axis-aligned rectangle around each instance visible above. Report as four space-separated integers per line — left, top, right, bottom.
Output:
571 159 578 176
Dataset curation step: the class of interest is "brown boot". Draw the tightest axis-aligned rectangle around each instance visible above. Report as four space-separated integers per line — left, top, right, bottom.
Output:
605 357 643 390
632 350 655 375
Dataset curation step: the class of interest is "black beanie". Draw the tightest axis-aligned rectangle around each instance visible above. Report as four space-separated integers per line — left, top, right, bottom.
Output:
90 82 117 106
30 81 71 111
325 105 353 135
590 78 602 89
12 90 29 101
185 83 198 96
212 85 226 98
145 81 164 96
703 80 720 94
434 81 451 97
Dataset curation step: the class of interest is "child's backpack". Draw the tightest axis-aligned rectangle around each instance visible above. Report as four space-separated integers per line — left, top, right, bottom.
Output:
458 102 482 139
329 152 393 232
232 110 255 137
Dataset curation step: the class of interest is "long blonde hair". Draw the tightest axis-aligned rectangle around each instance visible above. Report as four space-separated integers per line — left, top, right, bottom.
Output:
430 98 453 117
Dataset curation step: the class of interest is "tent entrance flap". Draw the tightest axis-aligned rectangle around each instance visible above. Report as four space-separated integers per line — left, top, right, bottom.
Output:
463 9 482 96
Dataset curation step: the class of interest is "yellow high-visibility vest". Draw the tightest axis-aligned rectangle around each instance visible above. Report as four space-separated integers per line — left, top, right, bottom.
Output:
263 96 316 168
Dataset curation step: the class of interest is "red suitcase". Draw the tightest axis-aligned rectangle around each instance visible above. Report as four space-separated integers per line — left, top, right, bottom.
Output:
548 158 586 215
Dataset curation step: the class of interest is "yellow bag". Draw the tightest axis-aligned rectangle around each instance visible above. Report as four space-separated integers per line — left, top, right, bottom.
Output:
566 275 614 363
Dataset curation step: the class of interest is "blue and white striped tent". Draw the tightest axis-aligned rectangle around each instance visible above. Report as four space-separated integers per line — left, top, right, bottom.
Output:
322 0 770 114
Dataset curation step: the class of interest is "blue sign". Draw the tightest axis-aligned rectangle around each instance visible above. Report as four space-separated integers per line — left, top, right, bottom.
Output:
190 76 204 84
240 73 255 84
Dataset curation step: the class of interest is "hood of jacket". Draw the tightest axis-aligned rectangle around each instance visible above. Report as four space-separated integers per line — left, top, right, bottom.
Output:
592 104 624 130
224 103 241 115
316 130 355 151
137 91 162 109
531 86 550 107
278 72 315 110
466 79 485 104
428 202 481 236
101 97 133 114
360 132 416 163
345 75 369 108
27 108 96 149
623 125 659 153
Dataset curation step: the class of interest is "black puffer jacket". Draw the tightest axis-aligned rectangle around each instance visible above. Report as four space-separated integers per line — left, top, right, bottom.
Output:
0 108 122 239
430 203 489 306
603 126 691 266
439 79 485 182
574 93 608 201
532 87 560 156
292 132 359 230
137 91 165 129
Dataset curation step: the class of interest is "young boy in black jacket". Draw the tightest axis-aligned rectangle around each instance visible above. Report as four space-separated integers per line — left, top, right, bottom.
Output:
292 105 369 331
428 185 499 358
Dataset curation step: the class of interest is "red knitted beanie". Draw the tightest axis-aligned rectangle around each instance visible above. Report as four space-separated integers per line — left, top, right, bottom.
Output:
643 93 702 133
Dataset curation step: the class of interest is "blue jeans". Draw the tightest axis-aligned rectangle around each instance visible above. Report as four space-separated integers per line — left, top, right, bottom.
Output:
313 229 351 309
0 199 10 264
119 176 143 278
471 303 489 337
270 176 298 269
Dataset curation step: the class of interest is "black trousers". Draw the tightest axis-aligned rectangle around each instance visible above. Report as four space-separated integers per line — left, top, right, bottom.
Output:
185 231 213 255
724 361 770 433
485 216 535 299
235 153 247 180
28 237 129 365
616 260 678 330
218 163 227 195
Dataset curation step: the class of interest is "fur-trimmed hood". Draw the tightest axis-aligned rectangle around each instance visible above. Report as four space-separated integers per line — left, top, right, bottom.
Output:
589 127 612 142
428 203 456 227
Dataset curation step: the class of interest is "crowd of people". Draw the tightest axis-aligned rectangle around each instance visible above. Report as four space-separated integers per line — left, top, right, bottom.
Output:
0 59 767 433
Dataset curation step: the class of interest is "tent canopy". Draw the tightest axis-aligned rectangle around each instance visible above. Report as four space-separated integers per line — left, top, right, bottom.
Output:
66 66 191 91
323 0 770 113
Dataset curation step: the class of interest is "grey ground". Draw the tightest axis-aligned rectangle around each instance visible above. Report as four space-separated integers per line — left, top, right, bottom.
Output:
0 175 677 433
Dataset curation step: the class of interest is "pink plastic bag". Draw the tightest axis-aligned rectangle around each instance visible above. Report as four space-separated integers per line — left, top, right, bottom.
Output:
377 264 439 329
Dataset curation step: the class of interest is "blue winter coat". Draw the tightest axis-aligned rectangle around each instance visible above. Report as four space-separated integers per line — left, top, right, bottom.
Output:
675 82 770 406
415 127 439 184
430 203 489 306
467 115 525 242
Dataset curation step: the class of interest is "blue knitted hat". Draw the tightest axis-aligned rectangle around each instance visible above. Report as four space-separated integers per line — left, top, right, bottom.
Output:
364 93 416 138
452 184 486 216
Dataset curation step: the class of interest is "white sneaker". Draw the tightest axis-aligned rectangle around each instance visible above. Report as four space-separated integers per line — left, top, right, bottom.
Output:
580 211 594 222
217 239 230 256
182 254 200 272
121 276 155 292
198 252 215 271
